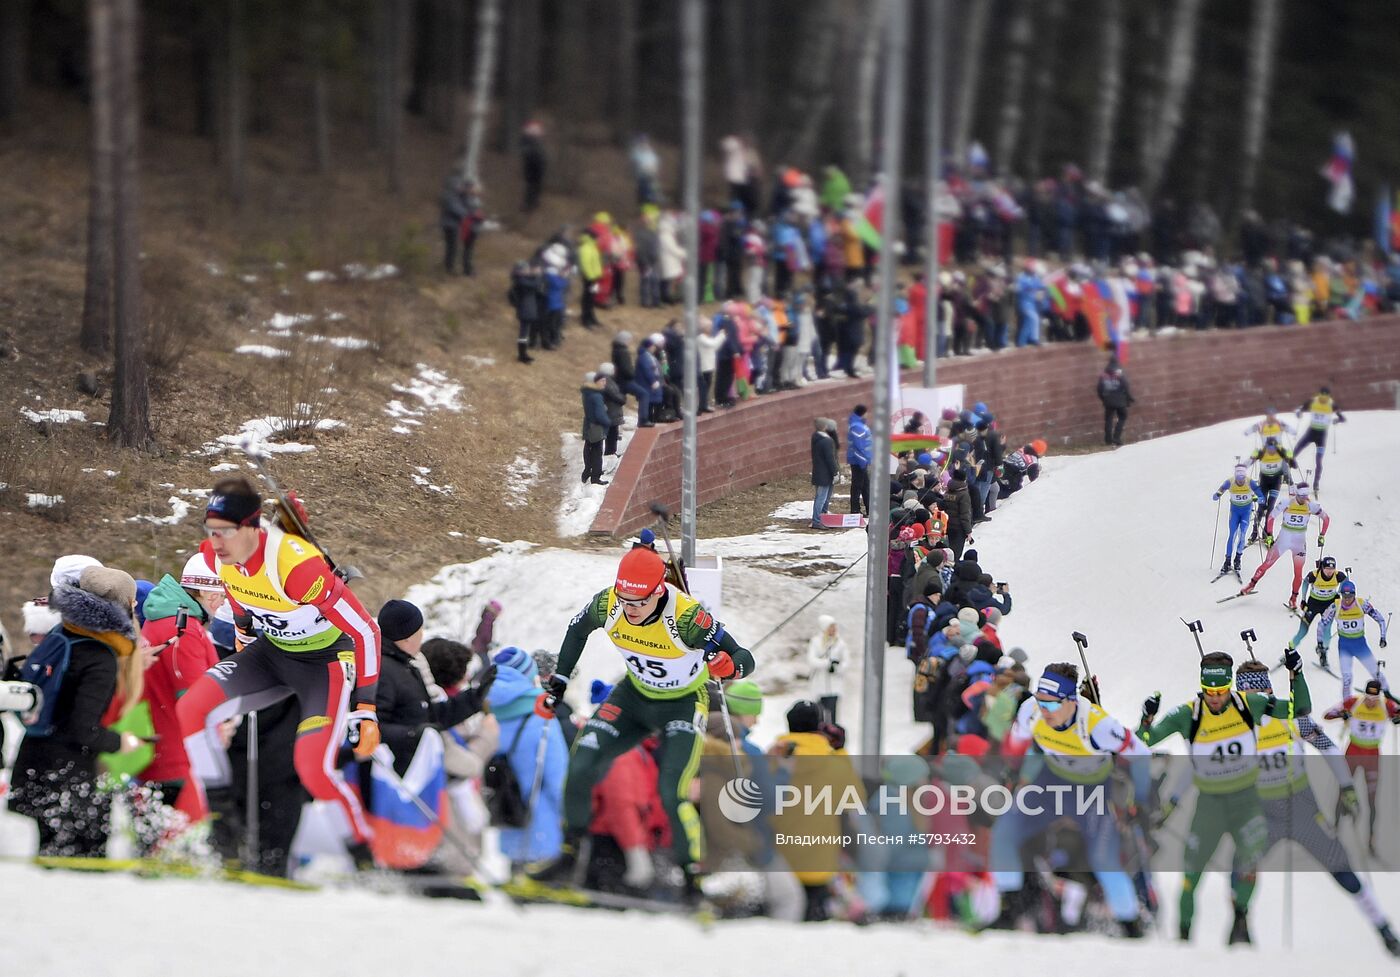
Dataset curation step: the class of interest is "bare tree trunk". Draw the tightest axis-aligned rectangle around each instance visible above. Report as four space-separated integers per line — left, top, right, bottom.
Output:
1237 0 1281 215
552 0 585 191
1086 0 1124 186
308 2 331 173
1141 0 1204 200
445 0 464 134
1133 2 1163 185
498 0 539 153
225 0 247 207
949 0 991 166
108 0 153 450
1022 0 1063 178
0 0 27 124
992 0 1031 177
613 0 637 145
778 0 841 169
81 0 116 354
849 0 883 186
381 0 408 193
461 0 500 185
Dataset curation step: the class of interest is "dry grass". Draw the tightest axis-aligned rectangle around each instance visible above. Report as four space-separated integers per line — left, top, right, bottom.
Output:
0 86 700 634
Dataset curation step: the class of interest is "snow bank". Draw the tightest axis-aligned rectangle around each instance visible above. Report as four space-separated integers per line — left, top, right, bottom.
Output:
26 493 63 508
555 415 637 537
504 455 540 508
127 496 192 526
20 407 86 425
265 312 315 332
391 364 465 413
204 416 345 455
234 345 288 359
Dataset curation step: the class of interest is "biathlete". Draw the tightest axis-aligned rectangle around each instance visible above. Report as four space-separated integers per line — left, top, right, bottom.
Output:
1138 652 1299 946
1325 680 1400 857
1233 661 1398 956
529 545 755 894
1212 464 1263 577
1294 386 1345 491
176 476 382 858
1246 436 1299 544
989 662 1152 938
1287 556 1347 667
1239 482 1328 608
1318 580 1389 701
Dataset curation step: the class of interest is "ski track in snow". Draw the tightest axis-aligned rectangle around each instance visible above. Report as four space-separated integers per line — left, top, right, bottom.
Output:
6 412 1400 972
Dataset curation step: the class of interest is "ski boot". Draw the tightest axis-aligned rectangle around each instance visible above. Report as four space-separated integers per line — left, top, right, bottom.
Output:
1317 643 1330 670
1219 558 1232 577
681 862 708 908
1381 924 1400 958
526 832 582 883
346 840 378 872
1178 920 1191 942
1287 592 1298 610
1120 917 1145 939
1247 526 1260 545
1228 906 1252 945
1233 553 1243 574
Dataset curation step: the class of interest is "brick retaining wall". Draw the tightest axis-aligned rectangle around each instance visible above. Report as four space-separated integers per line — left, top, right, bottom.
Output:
590 316 1400 537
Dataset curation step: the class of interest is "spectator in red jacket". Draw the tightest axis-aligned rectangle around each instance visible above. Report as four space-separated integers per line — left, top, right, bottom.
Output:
121 555 224 839
585 738 671 894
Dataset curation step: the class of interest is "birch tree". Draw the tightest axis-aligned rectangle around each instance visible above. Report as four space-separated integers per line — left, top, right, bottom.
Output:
1237 0 1281 214
949 0 991 166
1141 0 1204 199
1022 0 1064 179
993 0 1031 176
461 0 500 185
81 0 116 354
1087 0 1124 186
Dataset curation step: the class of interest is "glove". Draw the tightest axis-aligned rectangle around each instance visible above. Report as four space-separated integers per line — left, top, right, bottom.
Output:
118 732 147 754
707 651 736 679
535 673 569 718
0 680 40 715
1142 692 1161 720
1381 638 1389 649
1337 708 1352 721
1282 648 1302 673
1390 712 1400 725
1212 493 1221 501
346 706 380 759
1263 534 1274 548
1264 693 1278 715
474 663 498 696
1317 534 1326 547
1340 784 1360 818
828 659 840 674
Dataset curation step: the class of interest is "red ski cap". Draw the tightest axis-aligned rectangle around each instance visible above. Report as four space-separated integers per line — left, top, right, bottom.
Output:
615 548 666 599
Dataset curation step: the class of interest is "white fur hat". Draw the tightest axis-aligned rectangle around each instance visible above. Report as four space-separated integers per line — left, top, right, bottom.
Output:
23 598 62 636
50 554 102 590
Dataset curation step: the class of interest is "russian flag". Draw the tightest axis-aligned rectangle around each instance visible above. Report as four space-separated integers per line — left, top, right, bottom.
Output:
365 734 447 870
1322 132 1354 214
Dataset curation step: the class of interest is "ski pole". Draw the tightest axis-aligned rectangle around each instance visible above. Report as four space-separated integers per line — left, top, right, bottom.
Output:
1181 618 1206 658
527 717 551 814
648 501 689 593
710 680 745 780
1071 631 1098 704
1209 494 1221 570
245 711 259 869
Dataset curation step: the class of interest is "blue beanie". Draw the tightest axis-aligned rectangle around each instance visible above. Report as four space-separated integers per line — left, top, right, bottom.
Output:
493 646 538 679
916 452 934 467
134 579 156 626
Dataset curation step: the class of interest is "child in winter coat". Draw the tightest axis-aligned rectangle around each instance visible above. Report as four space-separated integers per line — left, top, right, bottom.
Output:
806 615 848 722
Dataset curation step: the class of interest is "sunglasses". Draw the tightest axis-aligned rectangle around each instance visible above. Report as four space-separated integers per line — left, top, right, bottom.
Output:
614 590 656 607
1201 685 1232 694
203 525 244 539
1035 696 1067 710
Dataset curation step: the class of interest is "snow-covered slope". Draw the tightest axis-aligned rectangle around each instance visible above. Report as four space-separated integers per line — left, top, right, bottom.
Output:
6 412 1399 973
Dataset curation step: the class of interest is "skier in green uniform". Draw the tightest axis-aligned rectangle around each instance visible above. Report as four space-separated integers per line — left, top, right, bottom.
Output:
1138 651 1301 946
529 545 755 895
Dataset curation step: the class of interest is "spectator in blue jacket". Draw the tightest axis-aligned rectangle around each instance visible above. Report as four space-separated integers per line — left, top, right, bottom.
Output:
635 336 663 428
485 647 569 870
1015 262 1044 347
846 404 873 516
541 246 570 348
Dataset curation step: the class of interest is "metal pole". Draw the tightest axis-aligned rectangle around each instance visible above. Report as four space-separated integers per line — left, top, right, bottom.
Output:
245 711 259 867
922 0 946 387
860 0 909 767
679 0 704 568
